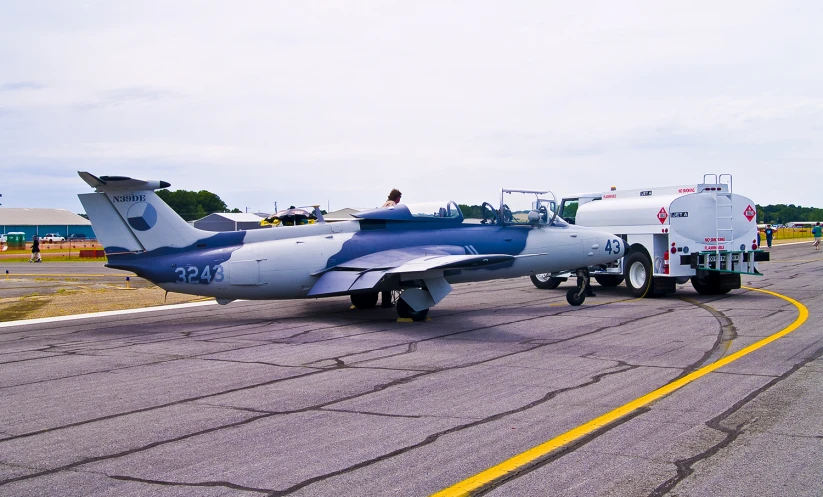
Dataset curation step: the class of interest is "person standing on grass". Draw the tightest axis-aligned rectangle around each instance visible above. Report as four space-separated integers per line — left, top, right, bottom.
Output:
813 222 822 250
29 234 42 262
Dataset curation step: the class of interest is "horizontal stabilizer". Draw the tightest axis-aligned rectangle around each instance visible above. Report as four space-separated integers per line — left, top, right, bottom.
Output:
79 171 171 191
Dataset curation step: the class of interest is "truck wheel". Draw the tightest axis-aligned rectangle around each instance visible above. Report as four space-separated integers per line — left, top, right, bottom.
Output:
530 274 564 289
691 273 735 295
350 292 379 309
594 275 624 287
624 252 652 297
397 299 429 321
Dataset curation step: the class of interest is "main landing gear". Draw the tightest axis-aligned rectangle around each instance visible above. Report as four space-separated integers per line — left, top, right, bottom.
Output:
396 299 429 322
350 291 429 321
565 268 594 306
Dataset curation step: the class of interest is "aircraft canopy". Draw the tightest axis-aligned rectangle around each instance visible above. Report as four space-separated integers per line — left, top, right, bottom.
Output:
355 201 463 222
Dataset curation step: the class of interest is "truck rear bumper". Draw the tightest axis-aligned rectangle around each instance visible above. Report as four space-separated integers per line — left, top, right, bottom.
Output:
682 250 766 275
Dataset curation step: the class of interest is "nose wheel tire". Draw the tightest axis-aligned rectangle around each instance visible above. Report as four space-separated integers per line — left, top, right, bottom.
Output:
397 298 429 321
566 288 585 306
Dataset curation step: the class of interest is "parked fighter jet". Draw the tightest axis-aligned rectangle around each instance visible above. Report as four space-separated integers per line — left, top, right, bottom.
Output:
78 173 624 321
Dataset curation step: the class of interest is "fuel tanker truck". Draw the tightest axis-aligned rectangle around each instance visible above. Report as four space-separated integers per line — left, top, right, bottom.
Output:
531 174 769 297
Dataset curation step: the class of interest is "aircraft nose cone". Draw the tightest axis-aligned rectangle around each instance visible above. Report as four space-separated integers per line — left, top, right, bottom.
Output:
595 231 623 262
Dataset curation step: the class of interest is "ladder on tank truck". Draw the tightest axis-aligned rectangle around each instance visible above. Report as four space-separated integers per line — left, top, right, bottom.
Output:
700 173 758 275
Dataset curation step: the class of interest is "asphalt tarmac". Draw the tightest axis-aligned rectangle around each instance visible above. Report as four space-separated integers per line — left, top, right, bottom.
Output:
0 243 821 496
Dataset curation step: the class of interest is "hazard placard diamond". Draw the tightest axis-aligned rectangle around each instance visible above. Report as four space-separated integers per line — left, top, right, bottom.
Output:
743 205 756 222
657 207 668 224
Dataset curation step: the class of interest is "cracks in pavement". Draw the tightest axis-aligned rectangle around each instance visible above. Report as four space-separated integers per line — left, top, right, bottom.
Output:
0 309 641 493
3 276 793 495
649 343 823 496
0 413 272 489
320 408 424 419
0 367 329 443
474 407 654 497
108 474 274 494
673 297 737 379
471 298 743 494
264 362 639 497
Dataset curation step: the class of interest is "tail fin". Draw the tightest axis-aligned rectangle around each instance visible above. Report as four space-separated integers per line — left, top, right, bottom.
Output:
78 172 211 254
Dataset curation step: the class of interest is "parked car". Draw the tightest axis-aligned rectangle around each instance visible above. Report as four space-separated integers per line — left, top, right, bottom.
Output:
40 233 66 242
68 234 87 240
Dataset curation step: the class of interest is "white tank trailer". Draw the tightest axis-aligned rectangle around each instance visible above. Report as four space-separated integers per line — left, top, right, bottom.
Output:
532 174 769 296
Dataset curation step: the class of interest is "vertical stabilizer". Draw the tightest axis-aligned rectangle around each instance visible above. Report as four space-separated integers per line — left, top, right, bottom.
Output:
78 172 213 253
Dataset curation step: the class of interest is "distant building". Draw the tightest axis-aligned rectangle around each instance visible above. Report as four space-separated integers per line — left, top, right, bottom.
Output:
0 208 94 240
193 212 267 232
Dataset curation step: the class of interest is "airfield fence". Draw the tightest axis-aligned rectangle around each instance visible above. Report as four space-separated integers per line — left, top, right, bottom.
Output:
767 227 816 240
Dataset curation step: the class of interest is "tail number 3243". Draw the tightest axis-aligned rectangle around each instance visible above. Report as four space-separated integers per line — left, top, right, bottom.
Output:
175 265 224 284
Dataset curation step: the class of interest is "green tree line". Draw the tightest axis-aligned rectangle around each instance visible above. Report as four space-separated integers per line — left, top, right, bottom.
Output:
458 204 484 218
756 204 823 224
157 189 241 221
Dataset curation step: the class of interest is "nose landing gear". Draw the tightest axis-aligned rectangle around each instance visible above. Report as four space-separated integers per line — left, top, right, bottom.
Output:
566 268 594 306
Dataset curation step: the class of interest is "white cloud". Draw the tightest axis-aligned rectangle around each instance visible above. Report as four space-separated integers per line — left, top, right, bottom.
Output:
0 0 821 213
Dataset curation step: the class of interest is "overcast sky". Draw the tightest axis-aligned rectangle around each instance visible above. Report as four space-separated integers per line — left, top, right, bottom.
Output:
1 1 821 215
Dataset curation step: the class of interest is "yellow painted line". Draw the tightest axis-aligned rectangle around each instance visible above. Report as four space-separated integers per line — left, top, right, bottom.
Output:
432 286 808 497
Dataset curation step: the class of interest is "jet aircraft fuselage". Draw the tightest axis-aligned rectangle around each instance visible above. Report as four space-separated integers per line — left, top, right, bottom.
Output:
78 173 624 320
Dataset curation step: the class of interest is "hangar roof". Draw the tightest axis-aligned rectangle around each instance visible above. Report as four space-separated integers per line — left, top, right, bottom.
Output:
195 213 265 222
324 207 369 222
0 208 92 226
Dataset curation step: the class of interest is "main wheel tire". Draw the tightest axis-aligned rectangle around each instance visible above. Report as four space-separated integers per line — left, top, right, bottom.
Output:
594 275 625 287
566 288 585 306
397 298 429 321
350 292 379 309
624 252 652 297
530 274 564 289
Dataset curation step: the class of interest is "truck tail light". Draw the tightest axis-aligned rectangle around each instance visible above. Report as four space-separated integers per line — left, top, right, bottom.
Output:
663 250 670 274
752 238 758 250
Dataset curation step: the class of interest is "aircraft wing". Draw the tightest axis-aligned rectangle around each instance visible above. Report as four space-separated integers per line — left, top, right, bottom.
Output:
307 247 514 297
384 254 514 273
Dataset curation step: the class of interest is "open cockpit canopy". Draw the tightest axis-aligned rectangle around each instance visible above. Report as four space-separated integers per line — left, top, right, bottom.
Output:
479 188 564 227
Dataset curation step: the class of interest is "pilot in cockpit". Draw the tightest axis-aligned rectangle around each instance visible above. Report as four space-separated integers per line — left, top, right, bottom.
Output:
381 189 402 208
